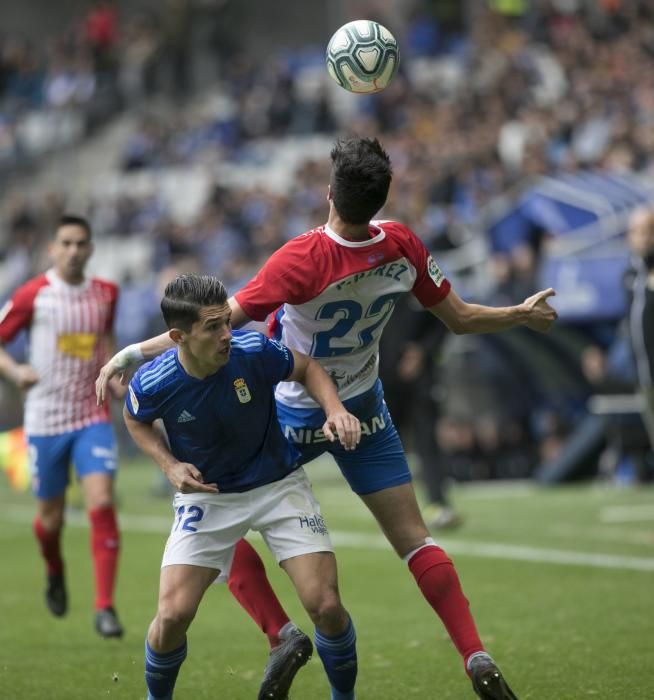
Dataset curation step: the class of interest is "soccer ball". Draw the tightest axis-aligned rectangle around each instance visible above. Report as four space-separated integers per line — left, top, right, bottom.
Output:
326 20 400 94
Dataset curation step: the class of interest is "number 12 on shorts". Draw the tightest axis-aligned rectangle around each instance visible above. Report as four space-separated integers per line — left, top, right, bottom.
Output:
173 505 204 532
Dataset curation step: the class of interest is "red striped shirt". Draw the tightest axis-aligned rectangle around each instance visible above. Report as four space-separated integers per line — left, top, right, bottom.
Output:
0 269 118 435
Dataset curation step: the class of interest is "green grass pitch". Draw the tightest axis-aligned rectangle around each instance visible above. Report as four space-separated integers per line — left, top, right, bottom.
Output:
0 457 652 699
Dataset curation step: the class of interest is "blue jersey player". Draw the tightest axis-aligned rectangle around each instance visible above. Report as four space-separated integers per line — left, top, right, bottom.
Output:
100 137 557 700
122 274 361 700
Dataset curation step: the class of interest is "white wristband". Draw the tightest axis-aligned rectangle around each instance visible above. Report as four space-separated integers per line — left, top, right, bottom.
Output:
113 343 145 370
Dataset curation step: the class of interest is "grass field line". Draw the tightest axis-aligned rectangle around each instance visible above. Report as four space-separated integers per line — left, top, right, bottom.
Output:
546 522 654 545
600 504 654 522
329 531 654 572
3 503 654 573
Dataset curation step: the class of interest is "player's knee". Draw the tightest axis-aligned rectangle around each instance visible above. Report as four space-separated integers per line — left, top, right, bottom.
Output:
84 489 114 512
93 494 114 507
156 598 198 635
41 513 64 531
39 503 65 531
304 587 344 629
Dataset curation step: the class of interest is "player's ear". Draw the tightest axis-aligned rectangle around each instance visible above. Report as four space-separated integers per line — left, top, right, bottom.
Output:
169 328 184 345
326 185 332 202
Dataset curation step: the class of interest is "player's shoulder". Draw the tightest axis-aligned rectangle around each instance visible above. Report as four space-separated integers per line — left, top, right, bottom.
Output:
374 219 417 240
276 226 328 256
89 277 119 298
12 273 51 301
265 226 334 287
230 329 267 355
375 219 429 262
133 348 180 395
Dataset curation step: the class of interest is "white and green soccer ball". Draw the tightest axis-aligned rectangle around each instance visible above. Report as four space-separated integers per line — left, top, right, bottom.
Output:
326 20 400 94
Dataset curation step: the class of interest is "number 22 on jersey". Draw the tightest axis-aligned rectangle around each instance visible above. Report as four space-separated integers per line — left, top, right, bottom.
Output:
311 292 401 357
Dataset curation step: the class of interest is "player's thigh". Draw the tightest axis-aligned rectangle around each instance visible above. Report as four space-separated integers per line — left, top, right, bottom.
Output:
253 468 334 567
157 563 219 620
359 482 430 557
275 400 333 466
27 432 75 500
334 412 412 496
162 492 251 584
71 422 118 483
281 551 343 619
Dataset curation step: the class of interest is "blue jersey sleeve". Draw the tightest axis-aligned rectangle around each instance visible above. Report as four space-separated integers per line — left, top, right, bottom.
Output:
261 336 295 382
125 371 160 423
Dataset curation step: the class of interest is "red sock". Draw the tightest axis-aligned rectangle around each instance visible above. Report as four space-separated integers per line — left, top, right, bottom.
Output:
33 517 64 577
89 505 120 610
228 539 290 648
408 545 484 671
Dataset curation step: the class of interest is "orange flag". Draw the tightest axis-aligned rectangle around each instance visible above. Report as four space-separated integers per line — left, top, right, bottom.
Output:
0 427 31 491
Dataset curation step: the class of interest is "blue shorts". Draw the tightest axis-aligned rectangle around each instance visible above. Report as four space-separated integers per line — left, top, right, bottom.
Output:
276 379 411 495
27 422 117 500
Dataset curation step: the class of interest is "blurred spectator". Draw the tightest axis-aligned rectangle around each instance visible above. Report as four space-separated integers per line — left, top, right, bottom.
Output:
3 39 43 110
626 207 654 457
535 339 649 484
82 1 119 74
379 294 461 529
118 12 162 106
159 0 193 97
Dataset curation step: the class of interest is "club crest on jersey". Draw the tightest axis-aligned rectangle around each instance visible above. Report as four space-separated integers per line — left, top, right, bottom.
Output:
233 378 252 403
427 256 445 287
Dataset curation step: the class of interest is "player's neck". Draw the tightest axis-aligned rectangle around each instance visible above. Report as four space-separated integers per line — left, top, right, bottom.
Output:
177 349 222 380
327 211 371 242
54 268 86 286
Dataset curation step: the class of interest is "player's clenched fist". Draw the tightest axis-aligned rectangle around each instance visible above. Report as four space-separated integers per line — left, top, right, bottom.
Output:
522 288 558 333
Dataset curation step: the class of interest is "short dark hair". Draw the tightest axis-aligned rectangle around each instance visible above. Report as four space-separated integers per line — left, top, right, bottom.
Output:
57 214 92 241
161 274 228 331
329 137 393 224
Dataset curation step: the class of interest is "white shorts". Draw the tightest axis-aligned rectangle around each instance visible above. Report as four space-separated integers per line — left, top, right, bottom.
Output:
161 467 332 581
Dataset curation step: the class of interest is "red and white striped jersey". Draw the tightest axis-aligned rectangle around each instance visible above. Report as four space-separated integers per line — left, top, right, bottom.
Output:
0 269 118 436
235 220 450 408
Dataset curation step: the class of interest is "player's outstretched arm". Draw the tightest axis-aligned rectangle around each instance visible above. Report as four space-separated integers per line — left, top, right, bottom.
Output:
429 287 558 335
102 332 128 400
96 298 253 405
123 406 219 493
95 333 174 404
286 350 361 450
227 297 252 328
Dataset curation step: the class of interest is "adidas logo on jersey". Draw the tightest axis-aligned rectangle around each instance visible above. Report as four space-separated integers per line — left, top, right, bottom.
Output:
177 410 196 423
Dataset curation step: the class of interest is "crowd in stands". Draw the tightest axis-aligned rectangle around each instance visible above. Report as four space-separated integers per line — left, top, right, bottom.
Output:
3 0 654 482
0 0 195 178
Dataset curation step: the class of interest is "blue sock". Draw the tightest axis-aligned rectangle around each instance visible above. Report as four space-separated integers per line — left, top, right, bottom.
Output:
145 639 187 700
314 617 357 700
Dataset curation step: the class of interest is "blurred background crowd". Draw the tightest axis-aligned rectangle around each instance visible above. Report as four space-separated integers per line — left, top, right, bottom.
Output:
2 0 654 509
